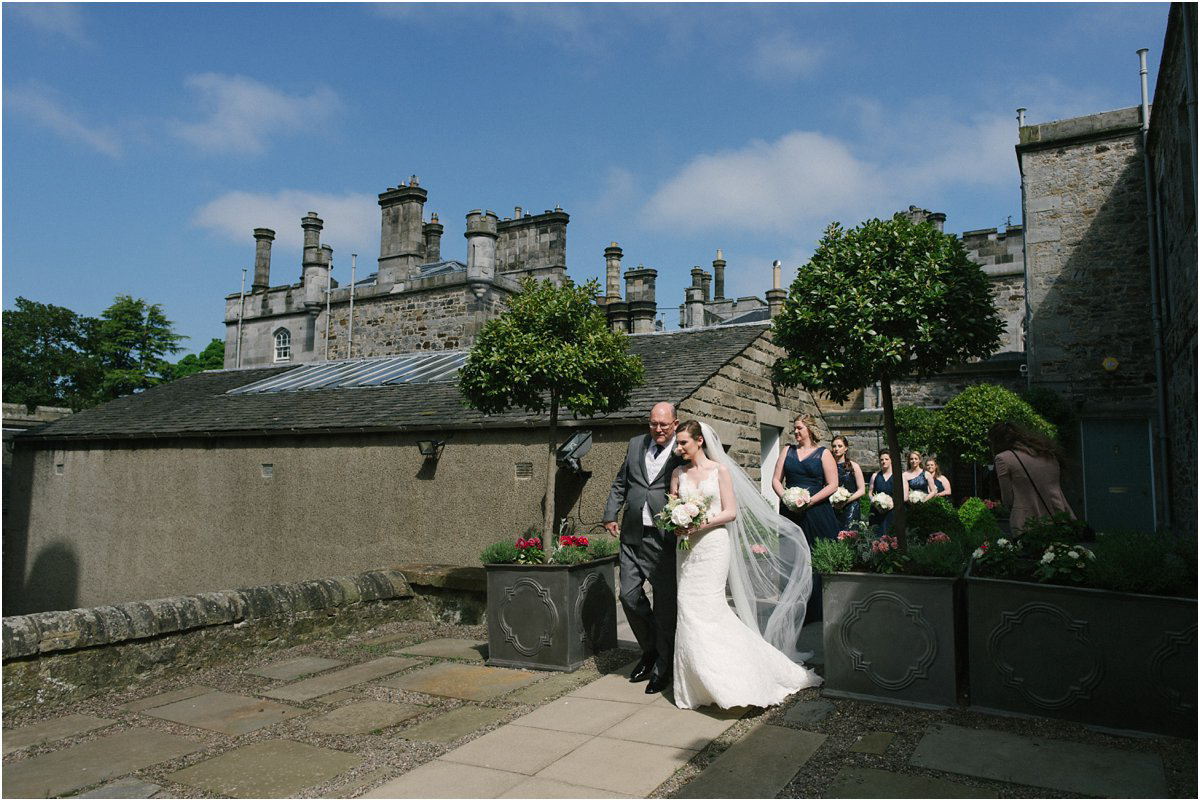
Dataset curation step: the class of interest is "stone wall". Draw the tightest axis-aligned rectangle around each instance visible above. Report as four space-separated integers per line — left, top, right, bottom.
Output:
962 226 1027 353
1 570 420 711
1149 2 1198 537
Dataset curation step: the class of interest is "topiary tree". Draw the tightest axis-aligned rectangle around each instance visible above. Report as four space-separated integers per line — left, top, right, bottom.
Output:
894 405 941 455
772 213 1003 547
459 277 645 541
936 384 1056 465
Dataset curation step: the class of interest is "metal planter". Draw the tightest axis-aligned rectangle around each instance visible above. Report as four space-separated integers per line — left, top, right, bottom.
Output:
822 572 965 709
485 556 618 672
967 570 1197 737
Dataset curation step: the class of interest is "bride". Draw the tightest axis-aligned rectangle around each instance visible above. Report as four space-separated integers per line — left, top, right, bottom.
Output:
669 420 822 709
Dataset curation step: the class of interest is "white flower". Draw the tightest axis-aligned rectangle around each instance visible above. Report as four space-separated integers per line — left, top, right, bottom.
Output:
870 492 893 511
782 487 810 510
830 487 852 505
1041 551 1055 564
973 547 985 559
908 490 928 503
1067 550 1080 560
996 538 1010 548
671 506 693 527
681 502 700 519
1086 550 1096 560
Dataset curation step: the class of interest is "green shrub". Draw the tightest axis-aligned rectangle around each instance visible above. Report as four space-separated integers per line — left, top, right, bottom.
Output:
480 540 519 565
1087 530 1197 597
585 537 619 560
1018 512 1092 552
549 546 591 566
905 497 964 540
936 384 1057 464
906 538 967 577
895 405 941 454
858 494 872 522
958 497 1002 550
812 538 855 574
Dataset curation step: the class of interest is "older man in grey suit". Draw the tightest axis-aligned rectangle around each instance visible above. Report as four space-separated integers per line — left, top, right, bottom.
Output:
604 402 682 694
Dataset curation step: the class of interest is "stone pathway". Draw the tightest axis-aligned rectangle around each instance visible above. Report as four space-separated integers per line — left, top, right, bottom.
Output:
1 613 1190 799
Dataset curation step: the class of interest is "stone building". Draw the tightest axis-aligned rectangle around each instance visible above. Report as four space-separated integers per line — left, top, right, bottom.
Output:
225 178 569 368
7 323 827 613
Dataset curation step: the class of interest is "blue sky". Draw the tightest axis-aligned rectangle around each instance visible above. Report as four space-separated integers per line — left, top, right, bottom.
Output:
3 2 1169 357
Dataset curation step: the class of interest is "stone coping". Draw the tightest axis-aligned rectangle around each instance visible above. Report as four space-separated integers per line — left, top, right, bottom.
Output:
392 563 486 593
2 570 412 660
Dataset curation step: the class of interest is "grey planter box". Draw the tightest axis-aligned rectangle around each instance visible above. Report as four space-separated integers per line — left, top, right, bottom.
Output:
485 556 618 672
967 570 1197 737
822 572 965 709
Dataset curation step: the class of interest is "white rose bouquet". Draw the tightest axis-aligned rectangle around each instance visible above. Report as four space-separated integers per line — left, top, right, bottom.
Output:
654 492 713 550
908 489 928 504
829 487 852 507
870 492 894 512
781 487 811 511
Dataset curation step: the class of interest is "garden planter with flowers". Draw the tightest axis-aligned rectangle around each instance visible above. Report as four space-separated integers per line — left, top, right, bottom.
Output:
966 520 1197 737
482 528 619 672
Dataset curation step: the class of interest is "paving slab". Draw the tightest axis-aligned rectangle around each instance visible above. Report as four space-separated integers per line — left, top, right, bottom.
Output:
441 724 591 774
826 767 999 798
501 669 598 705
119 685 213 713
2 713 116 755
849 731 895 754
535 735 698 796
498 776 626 798
910 723 1169 798
513 696 644 735
1 727 202 799
165 739 361 798
312 690 361 705
397 705 513 743
306 700 428 735
360 632 411 647
263 656 421 702
568 671 666 705
360 760 526 798
676 723 827 799
396 637 488 661
782 699 836 726
319 766 392 798
247 656 345 680
76 777 164 798
141 690 304 735
601 703 741 749
380 662 540 701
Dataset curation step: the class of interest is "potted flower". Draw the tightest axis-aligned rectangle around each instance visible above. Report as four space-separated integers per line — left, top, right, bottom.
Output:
966 516 1197 737
481 523 620 672
813 496 975 709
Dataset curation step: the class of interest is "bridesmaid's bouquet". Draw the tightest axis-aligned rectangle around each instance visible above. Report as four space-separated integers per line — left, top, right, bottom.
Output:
908 489 929 504
781 487 811 511
870 492 894 512
829 487 852 507
655 492 713 550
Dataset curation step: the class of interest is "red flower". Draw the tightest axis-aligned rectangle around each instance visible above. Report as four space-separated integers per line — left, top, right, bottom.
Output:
580 537 589 546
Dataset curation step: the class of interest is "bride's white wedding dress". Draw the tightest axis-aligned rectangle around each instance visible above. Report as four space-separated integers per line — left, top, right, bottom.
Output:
673 468 822 710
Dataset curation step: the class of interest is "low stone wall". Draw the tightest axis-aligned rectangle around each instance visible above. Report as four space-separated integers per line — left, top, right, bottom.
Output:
1 569 422 712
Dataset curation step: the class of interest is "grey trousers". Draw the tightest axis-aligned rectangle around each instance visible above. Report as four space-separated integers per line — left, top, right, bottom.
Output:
619 525 677 680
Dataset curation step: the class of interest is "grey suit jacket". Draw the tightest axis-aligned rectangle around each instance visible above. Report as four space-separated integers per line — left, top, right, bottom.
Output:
604 434 682 545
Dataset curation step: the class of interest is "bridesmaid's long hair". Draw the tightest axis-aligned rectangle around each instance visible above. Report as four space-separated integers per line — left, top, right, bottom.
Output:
831 434 857 470
988 420 1063 461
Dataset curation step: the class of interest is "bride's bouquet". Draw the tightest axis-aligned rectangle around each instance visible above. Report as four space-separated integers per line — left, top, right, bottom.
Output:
655 492 713 550
781 487 811 511
829 487 852 507
908 489 929 504
870 492 894 512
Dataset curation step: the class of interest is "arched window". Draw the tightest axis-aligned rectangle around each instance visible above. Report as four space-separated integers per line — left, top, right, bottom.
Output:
273 328 292 362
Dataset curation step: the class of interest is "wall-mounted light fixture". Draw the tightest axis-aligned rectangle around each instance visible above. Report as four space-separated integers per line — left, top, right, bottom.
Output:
417 439 445 460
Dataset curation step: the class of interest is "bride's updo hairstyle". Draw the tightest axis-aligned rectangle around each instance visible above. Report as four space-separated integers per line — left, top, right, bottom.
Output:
677 419 705 444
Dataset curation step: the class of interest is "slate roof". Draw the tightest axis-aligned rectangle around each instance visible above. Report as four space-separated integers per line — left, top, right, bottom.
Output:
18 323 771 442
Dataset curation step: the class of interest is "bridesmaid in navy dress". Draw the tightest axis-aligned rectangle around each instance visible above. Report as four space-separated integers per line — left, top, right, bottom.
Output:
903 450 934 497
868 450 905 534
926 456 952 499
772 415 840 622
829 435 865 530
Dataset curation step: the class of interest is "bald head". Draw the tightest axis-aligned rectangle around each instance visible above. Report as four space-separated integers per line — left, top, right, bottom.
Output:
648 402 678 446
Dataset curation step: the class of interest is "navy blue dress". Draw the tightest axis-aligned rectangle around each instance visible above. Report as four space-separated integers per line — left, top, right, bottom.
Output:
834 460 861 530
869 471 896 535
933 477 946 495
907 472 930 493
781 445 839 624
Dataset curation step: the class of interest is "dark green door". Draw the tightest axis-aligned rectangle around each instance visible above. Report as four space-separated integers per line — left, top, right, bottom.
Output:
1080 418 1156 531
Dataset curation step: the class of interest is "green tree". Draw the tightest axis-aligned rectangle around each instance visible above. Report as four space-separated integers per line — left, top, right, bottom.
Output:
1 297 101 411
459 277 645 540
894 405 941 455
170 338 226 380
94 295 185 402
772 214 1004 546
936 384 1056 464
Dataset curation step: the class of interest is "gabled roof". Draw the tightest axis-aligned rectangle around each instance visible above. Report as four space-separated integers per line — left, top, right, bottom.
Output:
19 323 771 442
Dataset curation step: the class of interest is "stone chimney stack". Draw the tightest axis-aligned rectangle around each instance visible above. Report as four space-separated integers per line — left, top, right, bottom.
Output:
713 249 726 300
251 228 275 292
766 259 787 318
465 210 499 296
423 213 443 263
700 271 712 303
929 212 946 232
685 286 705 328
625 266 658 334
378 176 428 288
604 242 623 303
301 213 327 305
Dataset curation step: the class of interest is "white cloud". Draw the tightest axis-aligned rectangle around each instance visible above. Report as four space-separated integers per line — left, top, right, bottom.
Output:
7 3 90 44
587 166 638 216
4 83 120 156
747 32 824 82
169 74 339 155
193 190 378 257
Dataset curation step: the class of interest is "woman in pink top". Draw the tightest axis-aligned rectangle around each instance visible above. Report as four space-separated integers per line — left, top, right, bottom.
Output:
987 421 1076 534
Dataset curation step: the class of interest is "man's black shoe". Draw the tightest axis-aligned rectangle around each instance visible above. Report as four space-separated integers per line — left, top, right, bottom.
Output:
645 673 672 694
629 654 657 683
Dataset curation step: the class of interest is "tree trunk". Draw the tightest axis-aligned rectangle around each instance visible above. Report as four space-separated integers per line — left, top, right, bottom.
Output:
543 392 559 543
880 377 907 550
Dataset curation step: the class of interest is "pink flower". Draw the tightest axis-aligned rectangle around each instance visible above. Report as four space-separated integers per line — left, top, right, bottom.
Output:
928 532 950 544
837 530 857 541
516 538 527 548
750 544 768 556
